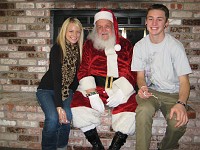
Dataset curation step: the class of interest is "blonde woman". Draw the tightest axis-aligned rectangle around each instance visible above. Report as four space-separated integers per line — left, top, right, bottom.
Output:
36 17 83 150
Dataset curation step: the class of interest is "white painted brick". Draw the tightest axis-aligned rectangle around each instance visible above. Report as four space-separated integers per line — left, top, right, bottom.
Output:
26 10 45 16
169 19 181 25
17 17 36 23
153 119 166 126
36 2 55 9
0 46 17 51
17 120 38 127
0 38 8 44
1 59 17 65
38 60 49 66
37 73 45 80
8 24 26 30
37 32 50 38
46 24 50 31
187 119 196 127
190 70 200 77
3 85 20 92
0 66 9 71
19 59 36 65
27 39 46 45
0 126 6 132
189 56 200 63
0 25 6 30
0 133 17 141
180 135 192 142
21 86 37 92
0 119 16 126
184 3 200 10
194 12 200 18
192 27 200 33
18 31 36 37
0 79 7 84
27 113 44 120
172 11 193 18
194 136 200 143
189 90 197 99
16 3 34 9
189 78 198 84
0 112 4 118
196 120 200 127
157 127 166 134
36 46 51 52
190 42 200 48
28 67 46 73
9 52 26 58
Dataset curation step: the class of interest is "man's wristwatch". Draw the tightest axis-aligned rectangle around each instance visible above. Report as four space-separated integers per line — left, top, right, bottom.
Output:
176 100 187 107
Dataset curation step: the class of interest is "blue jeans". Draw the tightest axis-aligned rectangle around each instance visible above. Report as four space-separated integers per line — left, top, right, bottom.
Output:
36 89 73 150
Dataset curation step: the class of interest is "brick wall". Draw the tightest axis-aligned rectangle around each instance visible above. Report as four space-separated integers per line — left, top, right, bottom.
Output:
0 0 199 102
0 0 200 149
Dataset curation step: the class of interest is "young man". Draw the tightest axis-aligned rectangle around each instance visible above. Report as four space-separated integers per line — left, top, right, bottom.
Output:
71 8 137 150
131 4 192 150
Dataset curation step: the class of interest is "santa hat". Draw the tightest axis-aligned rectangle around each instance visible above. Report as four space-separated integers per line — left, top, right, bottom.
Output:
94 8 121 51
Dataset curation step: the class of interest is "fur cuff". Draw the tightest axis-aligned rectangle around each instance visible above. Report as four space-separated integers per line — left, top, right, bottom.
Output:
113 77 135 97
112 112 136 135
79 76 96 90
71 107 101 129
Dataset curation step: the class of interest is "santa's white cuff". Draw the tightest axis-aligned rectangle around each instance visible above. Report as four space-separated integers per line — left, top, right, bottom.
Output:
79 76 96 90
113 77 135 97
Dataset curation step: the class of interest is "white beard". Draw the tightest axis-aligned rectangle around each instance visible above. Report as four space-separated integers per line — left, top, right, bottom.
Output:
88 27 116 50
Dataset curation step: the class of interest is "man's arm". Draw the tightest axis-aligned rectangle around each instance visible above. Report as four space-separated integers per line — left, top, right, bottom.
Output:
137 71 152 99
170 74 190 127
178 75 190 104
137 71 146 89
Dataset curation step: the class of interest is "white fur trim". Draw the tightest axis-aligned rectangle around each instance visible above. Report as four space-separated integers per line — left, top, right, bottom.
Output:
114 44 121 51
94 11 113 24
112 112 136 135
79 76 96 90
105 48 119 77
113 77 135 97
71 107 101 129
81 124 96 132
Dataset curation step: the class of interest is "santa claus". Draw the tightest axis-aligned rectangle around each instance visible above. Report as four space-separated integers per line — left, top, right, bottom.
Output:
71 8 137 150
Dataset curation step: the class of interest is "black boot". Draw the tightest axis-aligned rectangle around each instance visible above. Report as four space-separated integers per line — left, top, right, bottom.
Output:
108 131 128 150
84 128 105 150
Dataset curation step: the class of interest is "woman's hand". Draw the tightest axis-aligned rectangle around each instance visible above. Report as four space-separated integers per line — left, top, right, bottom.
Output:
57 107 69 124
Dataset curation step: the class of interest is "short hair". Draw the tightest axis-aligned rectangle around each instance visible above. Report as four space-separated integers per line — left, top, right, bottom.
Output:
57 17 84 60
146 4 169 22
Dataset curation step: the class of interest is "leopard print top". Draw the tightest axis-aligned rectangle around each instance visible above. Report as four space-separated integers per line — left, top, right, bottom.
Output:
61 41 79 100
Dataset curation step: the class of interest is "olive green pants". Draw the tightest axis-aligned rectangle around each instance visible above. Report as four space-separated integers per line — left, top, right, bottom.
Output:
135 89 187 150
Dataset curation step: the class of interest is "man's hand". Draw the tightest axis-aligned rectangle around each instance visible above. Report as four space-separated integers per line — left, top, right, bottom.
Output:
138 86 152 99
170 104 188 127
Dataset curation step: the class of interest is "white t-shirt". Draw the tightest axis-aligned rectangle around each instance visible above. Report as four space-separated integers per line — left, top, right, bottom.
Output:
131 33 192 93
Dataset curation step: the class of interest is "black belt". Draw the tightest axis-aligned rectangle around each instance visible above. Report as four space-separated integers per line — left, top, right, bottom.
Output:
93 75 118 89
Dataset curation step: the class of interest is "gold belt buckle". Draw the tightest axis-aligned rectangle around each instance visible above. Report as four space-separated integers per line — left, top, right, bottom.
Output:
105 76 113 89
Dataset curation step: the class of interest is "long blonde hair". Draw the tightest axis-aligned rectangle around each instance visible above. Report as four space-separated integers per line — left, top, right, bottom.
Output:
57 17 84 61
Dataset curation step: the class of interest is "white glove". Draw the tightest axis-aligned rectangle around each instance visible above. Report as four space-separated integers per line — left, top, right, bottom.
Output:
106 89 125 107
89 94 105 113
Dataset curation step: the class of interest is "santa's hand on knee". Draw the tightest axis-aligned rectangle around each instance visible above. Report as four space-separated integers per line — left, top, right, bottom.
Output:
106 89 125 107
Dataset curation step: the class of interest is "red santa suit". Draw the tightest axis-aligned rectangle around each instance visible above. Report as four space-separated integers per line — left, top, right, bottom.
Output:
71 34 137 135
